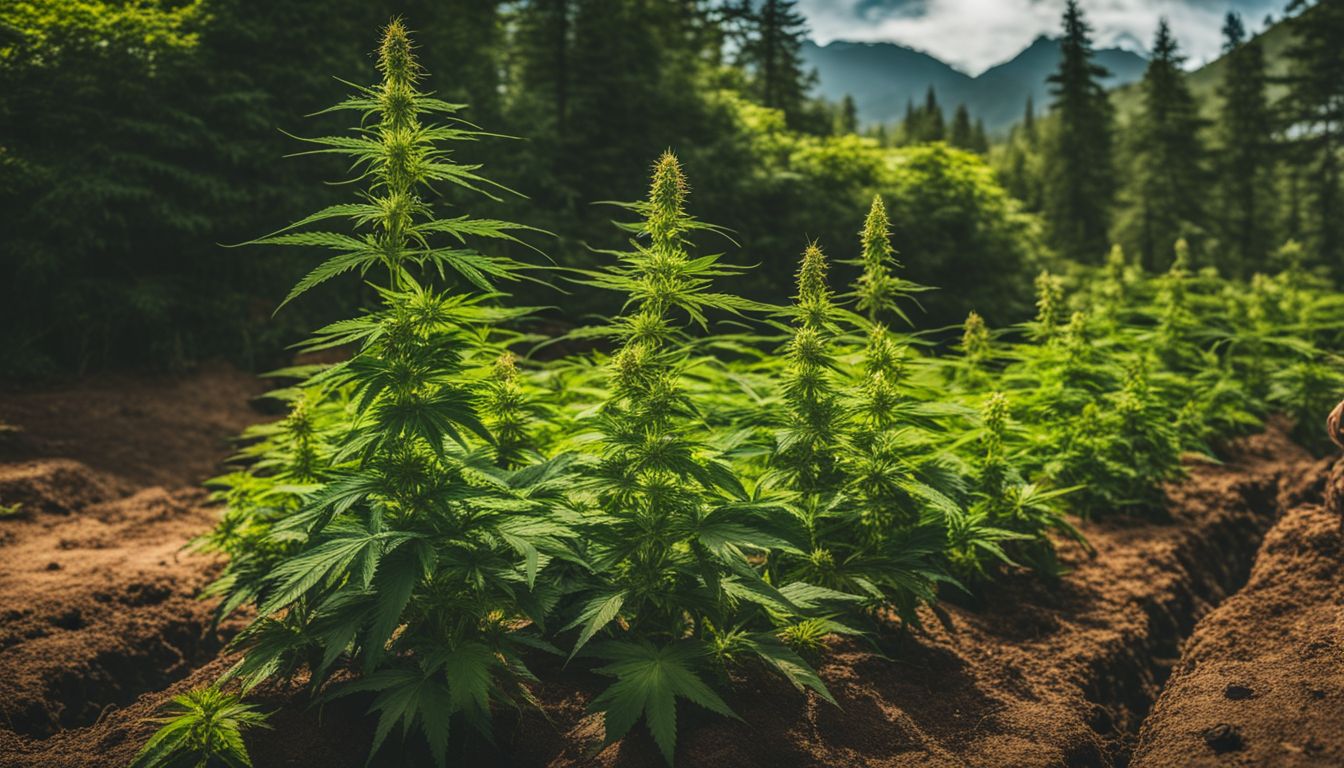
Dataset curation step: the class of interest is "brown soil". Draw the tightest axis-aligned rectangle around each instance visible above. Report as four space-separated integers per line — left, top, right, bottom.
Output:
0 364 266 757
0 365 1339 768
1130 464 1344 768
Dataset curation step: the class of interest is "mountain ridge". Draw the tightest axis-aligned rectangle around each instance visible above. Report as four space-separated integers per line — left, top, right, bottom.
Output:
804 36 1149 134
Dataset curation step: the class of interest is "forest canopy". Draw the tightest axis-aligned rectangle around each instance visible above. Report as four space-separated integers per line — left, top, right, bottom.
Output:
0 0 1339 376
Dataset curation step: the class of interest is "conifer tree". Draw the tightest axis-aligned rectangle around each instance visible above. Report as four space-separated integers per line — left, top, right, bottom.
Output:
1115 20 1207 271
737 0 812 127
1215 12 1276 277
837 93 859 134
971 118 990 154
1042 0 1115 262
901 99 919 142
921 86 945 141
873 122 890 146
516 0 572 134
1022 95 1037 145
950 104 974 149
1278 0 1344 273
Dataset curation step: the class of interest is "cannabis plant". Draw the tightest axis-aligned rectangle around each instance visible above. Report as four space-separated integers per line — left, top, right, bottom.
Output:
149 20 568 767
481 351 537 467
953 392 1082 577
960 311 992 368
772 242 845 494
1030 270 1065 341
1153 239 1201 371
851 195 926 324
1048 359 1184 516
133 687 269 768
563 153 832 765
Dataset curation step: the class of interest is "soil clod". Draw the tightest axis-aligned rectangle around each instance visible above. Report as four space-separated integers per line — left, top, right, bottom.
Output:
1202 723 1243 754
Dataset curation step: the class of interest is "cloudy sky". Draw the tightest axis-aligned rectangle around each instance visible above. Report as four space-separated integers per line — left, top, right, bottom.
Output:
797 0 1287 74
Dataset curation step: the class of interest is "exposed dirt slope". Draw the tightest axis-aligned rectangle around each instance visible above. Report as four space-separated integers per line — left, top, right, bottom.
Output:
0 365 266 758
1131 462 1344 768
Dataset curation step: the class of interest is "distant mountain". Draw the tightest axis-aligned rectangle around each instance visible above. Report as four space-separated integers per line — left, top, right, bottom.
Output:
803 36 1149 134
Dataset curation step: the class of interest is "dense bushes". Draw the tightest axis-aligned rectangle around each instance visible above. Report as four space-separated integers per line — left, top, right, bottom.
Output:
1 2 1048 376
138 24 1344 767
682 94 1047 327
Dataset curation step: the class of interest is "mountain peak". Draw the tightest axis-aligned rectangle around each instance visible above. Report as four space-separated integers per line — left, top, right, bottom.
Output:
803 36 1147 133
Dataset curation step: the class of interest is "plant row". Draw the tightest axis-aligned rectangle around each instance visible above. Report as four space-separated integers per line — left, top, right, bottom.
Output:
135 22 1344 768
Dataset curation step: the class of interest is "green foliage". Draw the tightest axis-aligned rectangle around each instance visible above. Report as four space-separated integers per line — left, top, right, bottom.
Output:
147 21 567 768
1214 12 1277 278
1041 0 1115 262
773 243 844 493
731 0 813 129
129 13 1344 768
1114 21 1209 270
132 687 268 768
1279 0 1344 274
561 153 831 763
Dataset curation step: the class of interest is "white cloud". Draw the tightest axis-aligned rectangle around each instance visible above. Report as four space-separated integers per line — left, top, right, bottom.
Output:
797 0 1284 74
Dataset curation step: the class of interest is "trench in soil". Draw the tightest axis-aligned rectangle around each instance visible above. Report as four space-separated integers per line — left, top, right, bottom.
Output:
1078 473 1298 768
27 617 224 738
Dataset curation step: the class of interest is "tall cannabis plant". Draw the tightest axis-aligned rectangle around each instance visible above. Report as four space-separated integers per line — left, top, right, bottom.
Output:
774 242 844 493
1031 269 1065 341
852 195 924 324
949 392 1081 578
564 153 832 765
147 21 567 768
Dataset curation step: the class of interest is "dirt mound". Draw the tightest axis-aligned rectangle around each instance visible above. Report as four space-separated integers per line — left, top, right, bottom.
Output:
0 460 127 517
0 364 266 757
1131 471 1344 768
0 482 225 738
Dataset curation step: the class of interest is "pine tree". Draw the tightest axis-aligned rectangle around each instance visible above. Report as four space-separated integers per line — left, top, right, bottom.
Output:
1042 0 1115 262
1278 0 1344 274
1215 12 1276 278
837 93 859 134
873 122 889 146
515 0 572 133
1115 20 1207 271
921 86 945 141
1022 95 1037 145
901 99 918 143
950 104 973 149
737 0 812 127
971 118 990 154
